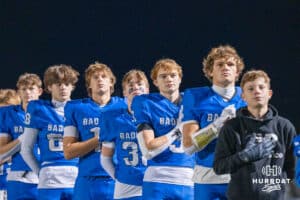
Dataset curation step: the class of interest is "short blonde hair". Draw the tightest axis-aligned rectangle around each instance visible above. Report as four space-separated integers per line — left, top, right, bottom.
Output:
240 70 271 89
150 58 183 81
203 45 244 82
122 69 149 91
85 62 116 96
16 73 42 89
0 89 21 106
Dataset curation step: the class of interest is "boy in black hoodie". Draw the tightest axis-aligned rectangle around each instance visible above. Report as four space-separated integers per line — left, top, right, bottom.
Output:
213 70 296 200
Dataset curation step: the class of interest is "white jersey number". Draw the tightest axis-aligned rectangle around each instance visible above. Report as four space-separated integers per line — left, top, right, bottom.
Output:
122 141 139 167
47 133 63 151
90 127 101 152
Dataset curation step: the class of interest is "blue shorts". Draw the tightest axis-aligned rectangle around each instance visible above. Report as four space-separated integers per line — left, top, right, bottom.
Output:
142 181 194 200
194 183 228 200
73 176 114 200
7 181 37 200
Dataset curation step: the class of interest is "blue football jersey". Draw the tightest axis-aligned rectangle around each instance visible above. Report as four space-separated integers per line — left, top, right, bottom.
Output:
0 107 10 189
25 100 77 166
0 105 39 171
100 106 146 186
131 93 194 168
64 97 125 177
182 86 246 167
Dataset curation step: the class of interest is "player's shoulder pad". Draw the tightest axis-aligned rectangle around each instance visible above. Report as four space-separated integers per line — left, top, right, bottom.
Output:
184 86 211 100
101 105 126 121
132 94 151 104
66 98 86 107
184 86 210 95
27 99 49 110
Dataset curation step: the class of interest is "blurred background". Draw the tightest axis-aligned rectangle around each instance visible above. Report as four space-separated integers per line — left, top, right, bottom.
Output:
1 0 299 131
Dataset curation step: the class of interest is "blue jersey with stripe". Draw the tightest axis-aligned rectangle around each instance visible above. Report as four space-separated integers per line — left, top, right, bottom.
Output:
182 86 246 167
64 97 125 177
25 100 77 166
100 105 146 186
0 105 39 171
131 93 194 168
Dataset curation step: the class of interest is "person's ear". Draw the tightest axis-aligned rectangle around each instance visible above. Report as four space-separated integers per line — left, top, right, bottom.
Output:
268 89 273 99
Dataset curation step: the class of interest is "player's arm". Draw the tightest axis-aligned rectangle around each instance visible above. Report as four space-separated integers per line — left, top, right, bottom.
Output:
63 126 99 159
0 134 25 161
20 127 40 174
183 105 236 154
100 142 115 179
137 123 180 160
182 121 200 155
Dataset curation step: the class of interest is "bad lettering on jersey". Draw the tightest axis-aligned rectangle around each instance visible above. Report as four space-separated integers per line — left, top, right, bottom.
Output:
82 117 99 126
47 124 64 132
13 125 24 133
206 113 220 122
120 131 137 140
159 117 177 126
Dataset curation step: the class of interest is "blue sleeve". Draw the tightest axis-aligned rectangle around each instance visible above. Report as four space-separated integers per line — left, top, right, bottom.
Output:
131 95 151 126
64 101 78 127
182 89 197 122
0 107 8 133
25 101 43 129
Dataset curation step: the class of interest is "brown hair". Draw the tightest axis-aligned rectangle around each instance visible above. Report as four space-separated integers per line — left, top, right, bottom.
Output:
0 89 21 106
43 64 79 93
16 73 42 89
240 70 271 89
85 62 116 96
202 45 244 82
122 69 149 90
150 58 183 81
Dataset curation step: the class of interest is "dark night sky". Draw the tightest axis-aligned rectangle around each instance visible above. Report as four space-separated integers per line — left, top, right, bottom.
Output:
1 1 299 130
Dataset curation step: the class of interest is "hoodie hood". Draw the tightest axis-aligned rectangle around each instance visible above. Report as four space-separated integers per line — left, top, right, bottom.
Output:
237 104 278 122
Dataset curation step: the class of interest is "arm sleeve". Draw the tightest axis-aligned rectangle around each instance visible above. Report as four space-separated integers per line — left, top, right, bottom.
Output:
64 102 79 138
20 127 40 174
100 152 116 179
213 124 246 174
131 95 151 126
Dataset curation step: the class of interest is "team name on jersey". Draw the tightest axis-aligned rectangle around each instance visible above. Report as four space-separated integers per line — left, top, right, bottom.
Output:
120 131 137 140
207 113 220 122
13 125 24 133
159 117 177 126
48 124 64 132
82 117 99 126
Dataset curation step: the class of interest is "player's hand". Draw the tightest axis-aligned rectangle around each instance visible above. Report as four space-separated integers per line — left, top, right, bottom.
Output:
18 133 25 143
213 104 236 129
238 135 276 162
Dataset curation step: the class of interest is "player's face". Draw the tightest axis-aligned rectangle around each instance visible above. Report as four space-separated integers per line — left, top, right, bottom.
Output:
48 83 73 102
154 69 181 95
210 57 239 87
18 85 42 104
89 71 112 96
123 77 149 102
242 77 272 109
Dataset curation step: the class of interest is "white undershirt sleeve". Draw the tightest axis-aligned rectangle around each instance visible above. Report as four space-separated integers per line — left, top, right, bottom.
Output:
20 127 40 174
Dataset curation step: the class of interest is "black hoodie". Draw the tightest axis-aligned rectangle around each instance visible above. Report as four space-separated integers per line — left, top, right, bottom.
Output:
213 105 296 200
